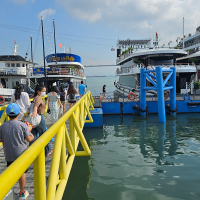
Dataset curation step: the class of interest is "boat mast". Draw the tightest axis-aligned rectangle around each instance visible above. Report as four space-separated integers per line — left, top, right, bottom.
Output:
30 35 33 63
53 19 57 65
183 17 185 49
41 17 48 91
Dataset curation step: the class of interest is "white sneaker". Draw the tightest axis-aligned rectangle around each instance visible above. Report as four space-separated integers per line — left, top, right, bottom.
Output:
19 190 29 199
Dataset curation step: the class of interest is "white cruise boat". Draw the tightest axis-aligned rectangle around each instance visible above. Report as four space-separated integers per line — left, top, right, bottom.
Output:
27 52 86 92
0 42 85 102
115 33 198 97
0 42 35 100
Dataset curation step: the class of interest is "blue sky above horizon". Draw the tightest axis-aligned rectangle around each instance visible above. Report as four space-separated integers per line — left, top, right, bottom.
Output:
0 0 200 76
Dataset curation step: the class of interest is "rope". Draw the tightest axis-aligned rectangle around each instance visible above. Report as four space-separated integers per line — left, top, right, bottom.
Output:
133 104 148 112
165 104 178 112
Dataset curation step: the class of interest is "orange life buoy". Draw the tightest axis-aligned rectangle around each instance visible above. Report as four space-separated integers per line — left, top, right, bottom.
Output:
164 92 169 100
0 96 5 104
128 92 136 100
99 94 101 102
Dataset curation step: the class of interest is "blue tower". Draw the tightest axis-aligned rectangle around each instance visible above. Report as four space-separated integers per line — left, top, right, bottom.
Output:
140 67 176 122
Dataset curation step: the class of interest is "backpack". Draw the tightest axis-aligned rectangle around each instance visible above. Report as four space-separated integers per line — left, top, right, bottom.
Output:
60 91 65 101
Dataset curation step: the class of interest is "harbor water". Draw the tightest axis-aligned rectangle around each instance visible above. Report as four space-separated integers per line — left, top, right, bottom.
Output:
62 77 200 200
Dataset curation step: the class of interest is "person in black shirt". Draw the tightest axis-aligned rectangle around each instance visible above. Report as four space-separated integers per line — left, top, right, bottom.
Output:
102 85 106 99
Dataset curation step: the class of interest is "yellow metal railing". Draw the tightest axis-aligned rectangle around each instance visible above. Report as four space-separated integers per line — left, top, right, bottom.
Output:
0 91 95 200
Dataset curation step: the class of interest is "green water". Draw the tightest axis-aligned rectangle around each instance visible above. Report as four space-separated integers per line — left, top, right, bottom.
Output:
63 114 200 200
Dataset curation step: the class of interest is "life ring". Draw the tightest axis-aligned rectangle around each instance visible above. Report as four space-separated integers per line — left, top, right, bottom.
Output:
128 92 136 100
164 92 169 100
0 96 5 104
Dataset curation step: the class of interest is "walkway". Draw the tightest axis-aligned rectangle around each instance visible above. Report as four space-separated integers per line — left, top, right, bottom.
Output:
0 104 70 200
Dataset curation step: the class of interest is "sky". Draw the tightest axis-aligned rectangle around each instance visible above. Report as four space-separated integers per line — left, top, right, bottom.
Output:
0 0 200 76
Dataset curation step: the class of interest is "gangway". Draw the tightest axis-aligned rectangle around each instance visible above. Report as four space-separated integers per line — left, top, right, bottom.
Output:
0 91 95 200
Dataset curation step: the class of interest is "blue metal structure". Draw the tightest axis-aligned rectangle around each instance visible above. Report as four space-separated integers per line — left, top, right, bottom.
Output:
140 66 176 122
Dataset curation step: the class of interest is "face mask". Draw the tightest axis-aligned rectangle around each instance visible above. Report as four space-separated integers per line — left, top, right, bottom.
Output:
41 92 46 97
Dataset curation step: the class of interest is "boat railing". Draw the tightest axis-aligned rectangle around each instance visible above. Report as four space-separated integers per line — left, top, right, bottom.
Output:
0 67 26 76
116 47 187 63
147 63 195 68
116 64 144 75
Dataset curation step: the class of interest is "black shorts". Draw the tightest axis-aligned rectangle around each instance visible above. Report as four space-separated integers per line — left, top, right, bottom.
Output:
7 161 28 173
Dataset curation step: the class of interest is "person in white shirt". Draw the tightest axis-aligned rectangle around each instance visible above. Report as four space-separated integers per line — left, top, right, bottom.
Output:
11 84 31 121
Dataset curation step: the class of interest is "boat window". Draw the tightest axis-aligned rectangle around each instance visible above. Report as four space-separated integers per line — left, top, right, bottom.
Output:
22 63 25 67
16 63 20 67
7 63 10 67
11 63 15 67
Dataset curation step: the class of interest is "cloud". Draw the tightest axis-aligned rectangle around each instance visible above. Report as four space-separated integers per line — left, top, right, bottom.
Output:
38 8 56 19
55 0 200 46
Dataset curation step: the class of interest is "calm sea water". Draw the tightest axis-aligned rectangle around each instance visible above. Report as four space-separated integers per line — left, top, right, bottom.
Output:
62 77 200 200
86 76 116 96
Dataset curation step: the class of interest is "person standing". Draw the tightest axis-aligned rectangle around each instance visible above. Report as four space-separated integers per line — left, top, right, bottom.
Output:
0 103 34 199
102 85 106 99
78 80 86 98
47 86 63 123
59 84 67 114
30 84 53 157
67 82 76 108
11 84 31 121
41 85 47 97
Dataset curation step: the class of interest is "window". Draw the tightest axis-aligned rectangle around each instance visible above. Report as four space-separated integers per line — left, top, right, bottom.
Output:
16 63 20 67
7 63 10 67
22 63 25 67
11 63 15 67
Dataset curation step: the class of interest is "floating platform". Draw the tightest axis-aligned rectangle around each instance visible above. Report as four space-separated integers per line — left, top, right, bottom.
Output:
99 95 200 114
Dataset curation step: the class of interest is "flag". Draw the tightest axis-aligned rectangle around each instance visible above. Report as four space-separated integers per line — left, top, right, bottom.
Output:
58 43 62 48
16 45 18 47
14 38 16 44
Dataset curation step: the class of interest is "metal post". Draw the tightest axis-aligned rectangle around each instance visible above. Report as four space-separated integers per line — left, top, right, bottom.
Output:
41 17 47 91
156 67 166 122
53 19 57 65
140 68 146 116
31 35 33 63
170 67 176 116
183 17 185 49
33 150 46 200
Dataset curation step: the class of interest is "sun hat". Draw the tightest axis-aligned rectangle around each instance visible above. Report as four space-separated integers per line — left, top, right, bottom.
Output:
6 103 20 116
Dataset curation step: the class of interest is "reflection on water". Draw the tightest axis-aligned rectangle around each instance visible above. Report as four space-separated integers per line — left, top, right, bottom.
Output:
63 114 200 200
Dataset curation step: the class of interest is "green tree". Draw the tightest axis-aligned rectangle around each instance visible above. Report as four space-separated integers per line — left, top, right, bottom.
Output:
188 57 198 64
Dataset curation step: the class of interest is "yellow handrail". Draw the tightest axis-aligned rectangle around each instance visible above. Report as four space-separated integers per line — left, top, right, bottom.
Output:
0 91 94 200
